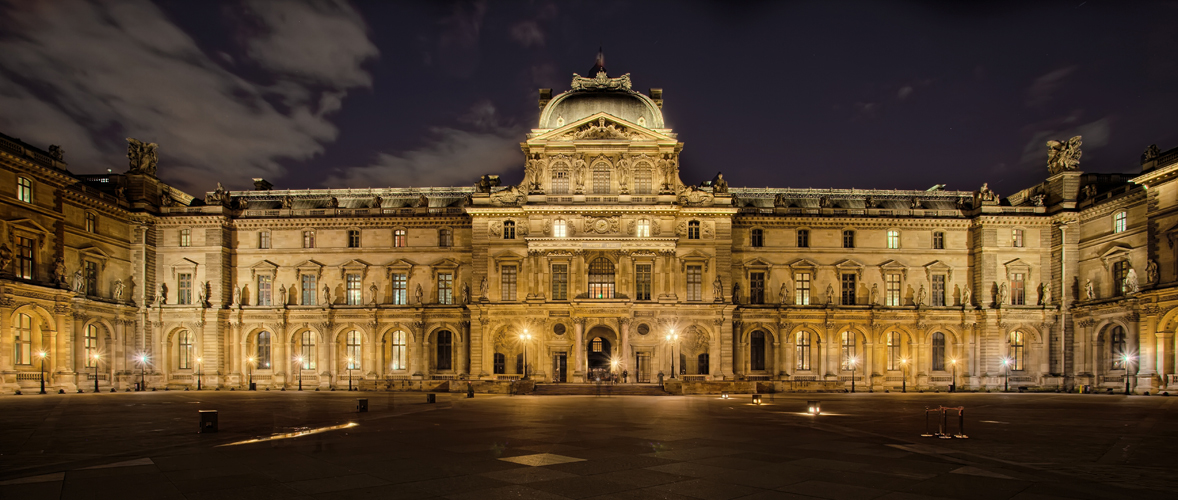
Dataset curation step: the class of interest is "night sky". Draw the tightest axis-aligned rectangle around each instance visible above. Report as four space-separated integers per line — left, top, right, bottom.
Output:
2 1 1175 196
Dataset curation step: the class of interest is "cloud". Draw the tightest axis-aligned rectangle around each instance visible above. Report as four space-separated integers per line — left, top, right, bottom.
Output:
0 0 376 191
434 1 487 77
1026 66 1077 108
510 21 545 47
324 101 523 188
897 85 914 100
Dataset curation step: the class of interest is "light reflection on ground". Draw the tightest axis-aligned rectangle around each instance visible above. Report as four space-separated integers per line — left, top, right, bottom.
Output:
218 422 358 446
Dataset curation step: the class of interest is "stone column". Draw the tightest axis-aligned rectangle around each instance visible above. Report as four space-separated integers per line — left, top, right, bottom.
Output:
573 318 585 382
54 306 69 376
238 328 248 385
458 321 469 375
719 318 734 379
619 318 630 376
1158 332 1173 388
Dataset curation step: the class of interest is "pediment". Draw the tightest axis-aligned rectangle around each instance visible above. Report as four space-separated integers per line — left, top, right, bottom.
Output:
680 249 711 261
1003 258 1033 280
78 245 110 260
743 257 773 269
338 258 371 269
532 113 672 142
169 257 198 278
5 218 52 236
879 259 907 270
249 260 278 279
788 258 819 269
834 259 865 270
430 257 461 269
878 259 908 280
293 259 325 270
924 260 954 281
1099 245 1132 270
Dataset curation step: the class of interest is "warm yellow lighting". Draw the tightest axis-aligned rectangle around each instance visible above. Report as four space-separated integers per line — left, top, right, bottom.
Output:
950 358 957 365
901 358 908 365
38 351 48 359
218 422 359 447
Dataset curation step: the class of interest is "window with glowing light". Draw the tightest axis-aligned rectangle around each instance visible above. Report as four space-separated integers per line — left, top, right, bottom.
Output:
686 265 702 301
1110 326 1126 370
438 273 454 304
840 331 856 371
553 219 567 237
178 331 193 369
391 273 407 305
886 273 901 306
84 324 98 367
393 228 406 247
886 332 901 371
17 176 33 203
15 313 32 365
1009 331 1025 371
551 264 568 300
636 219 650 237
887 230 900 249
346 273 362 305
795 331 811 370
256 332 271 368
794 272 811 305
300 331 316 370
1114 211 1127 233
501 265 517 301
390 331 406 370
257 275 272 306
587 258 615 299
346 331 361 370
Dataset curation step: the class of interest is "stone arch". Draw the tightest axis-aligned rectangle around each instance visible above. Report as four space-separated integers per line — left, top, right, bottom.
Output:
919 325 963 345
10 304 55 330
874 323 917 344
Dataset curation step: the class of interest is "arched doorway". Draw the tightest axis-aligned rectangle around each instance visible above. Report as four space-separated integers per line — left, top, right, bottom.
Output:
585 325 617 382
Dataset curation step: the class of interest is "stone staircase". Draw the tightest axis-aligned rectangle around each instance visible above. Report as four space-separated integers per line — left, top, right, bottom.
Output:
530 383 670 396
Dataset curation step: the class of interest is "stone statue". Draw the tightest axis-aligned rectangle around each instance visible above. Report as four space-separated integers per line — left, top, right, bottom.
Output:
126 137 159 176
774 193 787 208
415 283 424 305
228 285 237 306
323 284 331 305
54 257 67 286
114 279 125 301
461 282 470 305
712 275 723 300
573 158 587 192
198 281 209 307
826 284 835 305
731 282 741 304
916 284 926 306
1039 282 1052 306
279 284 287 305
978 183 999 204
1125 268 1140 295
372 195 383 208
414 194 429 208
870 283 879 306
206 182 229 205
780 282 790 305
713 173 728 194
962 286 971 308
1143 144 1161 163
73 270 84 293
997 282 1008 307
1085 279 1095 300
0 243 11 272
370 283 379 304
480 276 489 299
159 283 168 304
1047 136 1083 175
48 144 64 161
281 196 293 209
1147 260 1158 285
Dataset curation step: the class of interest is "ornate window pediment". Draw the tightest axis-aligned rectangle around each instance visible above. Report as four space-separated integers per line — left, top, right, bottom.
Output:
249 260 278 279
834 259 865 281
1003 258 1032 281
788 258 819 270
339 259 371 281
923 260 953 282
1099 245 1132 270
77 246 110 271
679 249 711 272
5 218 51 248
169 257 199 279
743 257 772 270
491 251 524 272
294 259 325 281
878 259 908 280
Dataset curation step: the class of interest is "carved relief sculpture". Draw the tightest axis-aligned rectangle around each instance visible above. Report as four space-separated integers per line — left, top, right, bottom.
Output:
780 282 791 305
962 286 971 307
712 173 728 194
1147 260 1158 285
870 283 879 306
712 275 723 301
1143 144 1161 162
114 279 125 301
1047 135 1083 175
369 283 379 305
573 157 587 193
1125 268 1139 295
279 284 287 305
480 276 489 299
54 257 67 286
323 284 331 305
0 243 11 272
1085 279 1094 300
415 284 424 305
126 137 159 176
73 270 84 293
916 284 926 306
997 282 1008 307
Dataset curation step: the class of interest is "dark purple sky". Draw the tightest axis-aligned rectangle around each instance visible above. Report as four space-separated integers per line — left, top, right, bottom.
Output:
2 1 1175 196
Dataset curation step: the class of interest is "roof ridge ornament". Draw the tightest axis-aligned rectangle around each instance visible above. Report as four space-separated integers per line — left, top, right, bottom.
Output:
570 70 632 91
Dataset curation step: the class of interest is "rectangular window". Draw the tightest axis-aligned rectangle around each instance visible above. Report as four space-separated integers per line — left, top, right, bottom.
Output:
551 171 569 194
1012 229 1024 248
85 213 96 233
503 222 515 240
841 273 856 305
887 230 900 249
346 273 362 305
688 221 700 240
686 265 702 301
348 229 361 248
393 229 406 247
636 219 650 237
886 273 902 306
501 265 517 301
301 274 316 305
933 232 944 249
84 260 98 296
179 229 191 247
843 230 855 249
438 273 454 304
795 272 811 305
749 272 765 304
553 220 567 237
1112 261 1129 296
1114 211 1127 233
635 264 652 301
257 275 272 306
796 334 811 370
259 231 270 249
16 236 34 280
593 168 610 194
931 275 946 307
15 314 32 365
551 264 568 300
17 176 33 203
439 229 452 248
178 273 193 305
635 169 652 194
751 229 764 248
391 273 408 305
797 229 810 248
1011 273 1025 305
303 231 315 249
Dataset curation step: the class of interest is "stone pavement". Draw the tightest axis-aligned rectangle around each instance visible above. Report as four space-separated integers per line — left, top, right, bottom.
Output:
1 390 1175 499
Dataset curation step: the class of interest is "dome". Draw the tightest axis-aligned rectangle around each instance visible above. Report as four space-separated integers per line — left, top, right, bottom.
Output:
538 71 664 130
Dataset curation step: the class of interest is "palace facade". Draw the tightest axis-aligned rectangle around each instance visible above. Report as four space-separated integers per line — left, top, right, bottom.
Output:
3 65 1177 394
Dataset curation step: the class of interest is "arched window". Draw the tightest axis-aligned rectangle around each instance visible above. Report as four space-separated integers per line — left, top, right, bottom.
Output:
493 353 506 374
634 167 653 194
300 331 316 370
592 337 603 352
84 325 99 367
256 332 271 369
393 228 407 247
15 313 33 365
1009 331 1025 371
436 330 453 371
178 331 193 370
592 164 610 194
932 332 945 371
390 331 407 370
886 332 901 370
346 331 362 370
698 353 710 375
750 330 765 371
587 258 616 299
503 220 515 239
551 169 569 194
796 332 812 370
1110 326 1126 370
840 331 856 371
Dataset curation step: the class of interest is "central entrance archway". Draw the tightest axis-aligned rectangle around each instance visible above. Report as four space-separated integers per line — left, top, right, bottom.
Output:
585 325 617 382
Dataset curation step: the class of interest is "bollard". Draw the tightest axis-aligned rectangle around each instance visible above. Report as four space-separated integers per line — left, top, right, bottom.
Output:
939 407 951 439
198 410 218 433
357 398 368 412
921 407 939 437
807 400 821 415
752 394 762 405
942 406 968 439
426 393 436 404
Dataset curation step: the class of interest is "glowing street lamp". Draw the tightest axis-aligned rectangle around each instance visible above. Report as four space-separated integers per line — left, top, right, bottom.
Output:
1122 354 1136 395
196 357 203 390
347 357 355 391
38 351 48 394
91 353 101 393
849 357 858 393
247 356 255 390
1002 357 1011 392
520 330 532 380
138 354 148 391
949 358 958 393
666 330 679 379
295 355 305 391
900 358 909 393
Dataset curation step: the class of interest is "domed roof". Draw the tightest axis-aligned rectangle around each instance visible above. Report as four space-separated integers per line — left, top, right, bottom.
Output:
539 70 664 130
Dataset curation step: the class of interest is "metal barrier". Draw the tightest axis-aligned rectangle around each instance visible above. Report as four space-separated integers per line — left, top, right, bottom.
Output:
921 406 968 439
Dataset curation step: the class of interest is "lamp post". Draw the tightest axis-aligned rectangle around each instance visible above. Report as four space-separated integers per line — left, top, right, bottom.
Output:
138 354 147 391
91 353 101 393
347 357 354 391
520 330 531 380
900 358 908 393
196 357 202 390
38 351 48 394
1002 357 1011 392
295 356 304 391
666 330 679 379
950 358 957 393
1123 354 1135 395
247 356 255 390
849 357 858 393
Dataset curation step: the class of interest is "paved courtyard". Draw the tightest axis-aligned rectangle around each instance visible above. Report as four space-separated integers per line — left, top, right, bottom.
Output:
1 390 1175 499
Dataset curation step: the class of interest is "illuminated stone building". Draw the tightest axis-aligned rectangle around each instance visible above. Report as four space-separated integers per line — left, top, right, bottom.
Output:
2 65 1176 394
